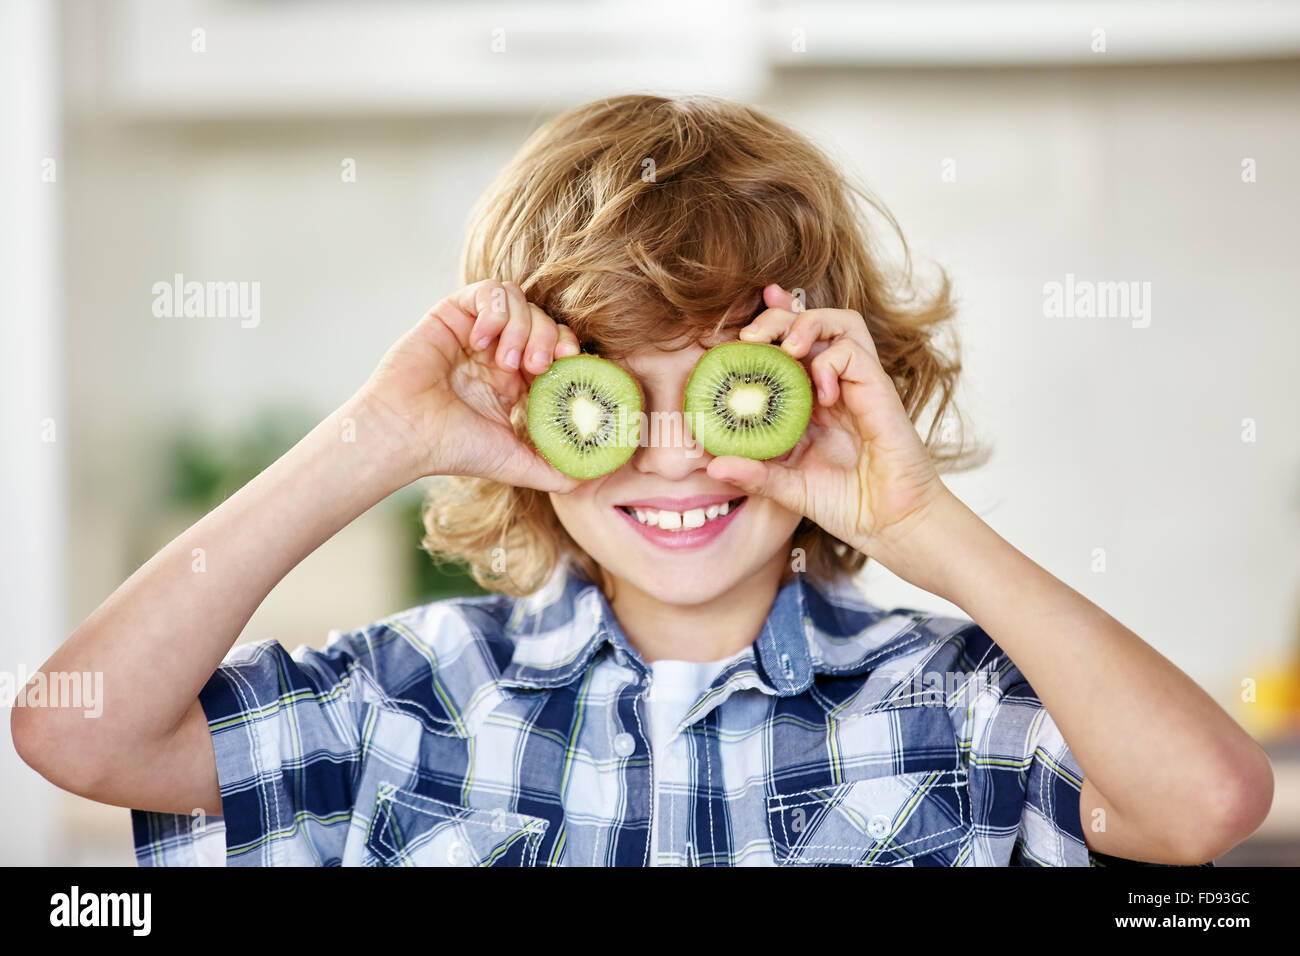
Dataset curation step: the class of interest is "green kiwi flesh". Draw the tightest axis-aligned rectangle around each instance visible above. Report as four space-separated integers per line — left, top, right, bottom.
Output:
683 342 812 459
527 355 643 479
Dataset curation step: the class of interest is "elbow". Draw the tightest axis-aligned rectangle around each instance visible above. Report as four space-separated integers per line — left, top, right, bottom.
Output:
1179 745 1275 865
11 703 58 790
10 696 110 797
10 701 47 775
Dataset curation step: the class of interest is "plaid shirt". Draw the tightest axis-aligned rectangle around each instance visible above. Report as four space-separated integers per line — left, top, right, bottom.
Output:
131 569 1208 867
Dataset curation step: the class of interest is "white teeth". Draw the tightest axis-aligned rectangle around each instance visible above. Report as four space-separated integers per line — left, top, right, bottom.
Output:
626 499 742 531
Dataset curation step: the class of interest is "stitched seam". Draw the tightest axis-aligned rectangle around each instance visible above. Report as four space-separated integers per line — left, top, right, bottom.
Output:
776 830 968 859
774 785 834 857
628 676 652 868
669 731 676 867
770 778 966 812
382 791 544 831
775 819 967 852
223 663 278 865
1029 708 1065 864
525 825 541 867
372 791 545 864
600 658 617 868
768 773 970 856
703 712 716 862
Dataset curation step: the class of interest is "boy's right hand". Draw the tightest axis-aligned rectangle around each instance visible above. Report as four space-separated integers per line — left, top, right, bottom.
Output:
360 279 583 492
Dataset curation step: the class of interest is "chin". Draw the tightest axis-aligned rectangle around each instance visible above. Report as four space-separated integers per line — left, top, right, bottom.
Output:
616 566 747 607
552 488 800 605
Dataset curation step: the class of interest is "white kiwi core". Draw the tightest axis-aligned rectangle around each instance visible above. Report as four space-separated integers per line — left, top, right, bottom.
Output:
569 395 605 438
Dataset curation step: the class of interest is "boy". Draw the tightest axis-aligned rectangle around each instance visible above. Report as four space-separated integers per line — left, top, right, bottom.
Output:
13 94 1272 866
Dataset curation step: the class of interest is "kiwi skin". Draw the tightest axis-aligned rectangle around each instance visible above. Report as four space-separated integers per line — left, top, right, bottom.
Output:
525 354 645 480
681 342 812 460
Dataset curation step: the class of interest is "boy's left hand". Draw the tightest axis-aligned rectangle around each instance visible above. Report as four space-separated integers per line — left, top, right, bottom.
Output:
707 283 954 578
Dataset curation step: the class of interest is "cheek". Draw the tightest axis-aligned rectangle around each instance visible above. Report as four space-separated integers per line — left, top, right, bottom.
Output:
749 497 805 545
547 485 606 541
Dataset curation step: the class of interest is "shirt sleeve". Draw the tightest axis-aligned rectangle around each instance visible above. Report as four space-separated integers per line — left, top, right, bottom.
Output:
130 630 374 866
957 641 1213 867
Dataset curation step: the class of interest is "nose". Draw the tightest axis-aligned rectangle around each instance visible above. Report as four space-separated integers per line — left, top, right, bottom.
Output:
630 407 712 481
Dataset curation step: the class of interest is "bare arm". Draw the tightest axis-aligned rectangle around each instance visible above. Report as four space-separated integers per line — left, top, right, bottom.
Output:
10 395 412 816
11 280 580 816
710 282 1274 865
898 489 1274 865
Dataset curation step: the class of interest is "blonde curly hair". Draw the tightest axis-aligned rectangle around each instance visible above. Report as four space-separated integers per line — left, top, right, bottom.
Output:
421 93 978 597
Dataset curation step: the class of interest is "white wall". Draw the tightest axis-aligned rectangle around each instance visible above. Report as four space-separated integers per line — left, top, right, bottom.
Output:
61 62 1300 692
814 63 1300 700
1 0 61 865
15 1 1300 864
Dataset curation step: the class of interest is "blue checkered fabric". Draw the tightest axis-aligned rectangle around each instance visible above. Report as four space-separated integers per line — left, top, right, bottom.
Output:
130 569 1209 866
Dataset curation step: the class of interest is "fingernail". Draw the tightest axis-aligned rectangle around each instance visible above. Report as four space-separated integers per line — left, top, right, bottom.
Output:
817 387 828 402
531 351 549 368
474 336 491 350
505 348 522 369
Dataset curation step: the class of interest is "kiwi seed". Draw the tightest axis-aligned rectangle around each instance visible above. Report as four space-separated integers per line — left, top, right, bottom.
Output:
526 354 643 479
682 342 812 459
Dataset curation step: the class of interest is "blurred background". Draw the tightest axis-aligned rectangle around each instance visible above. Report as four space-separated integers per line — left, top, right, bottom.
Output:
3 0 1298 865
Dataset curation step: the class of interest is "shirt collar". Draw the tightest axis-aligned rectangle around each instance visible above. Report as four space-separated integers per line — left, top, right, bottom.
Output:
497 567 930 697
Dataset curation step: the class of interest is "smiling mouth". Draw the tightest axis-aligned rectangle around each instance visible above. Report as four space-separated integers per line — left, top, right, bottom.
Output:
616 496 747 532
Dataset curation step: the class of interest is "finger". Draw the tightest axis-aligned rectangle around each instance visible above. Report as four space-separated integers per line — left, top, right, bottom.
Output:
809 337 901 438
407 296 475 363
421 277 519 352
706 456 808 517
522 304 559 375
491 442 581 494
810 337 863 407
765 280 805 306
466 280 512 352
422 295 474 344
737 306 798 345
760 282 880 359
554 323 581 358
495 281 531 371
779 308 874 360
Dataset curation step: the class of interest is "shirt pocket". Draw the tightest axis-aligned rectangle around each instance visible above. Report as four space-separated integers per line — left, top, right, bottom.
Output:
364 782 550 867
767 767 970 866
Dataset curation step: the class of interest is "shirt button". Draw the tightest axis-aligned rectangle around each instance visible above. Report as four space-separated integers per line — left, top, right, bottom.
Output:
613 732 636 756
867 815 891 839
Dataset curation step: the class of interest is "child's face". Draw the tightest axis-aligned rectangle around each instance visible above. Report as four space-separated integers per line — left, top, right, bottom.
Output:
547 342 805 607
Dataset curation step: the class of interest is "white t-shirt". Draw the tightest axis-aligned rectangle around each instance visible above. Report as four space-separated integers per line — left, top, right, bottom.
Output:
644 649 747 865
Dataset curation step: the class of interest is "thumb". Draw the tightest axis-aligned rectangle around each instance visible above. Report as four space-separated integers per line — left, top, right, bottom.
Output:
510 450 582 494
707 456 808 516
762 282 803 313
484 436 580 494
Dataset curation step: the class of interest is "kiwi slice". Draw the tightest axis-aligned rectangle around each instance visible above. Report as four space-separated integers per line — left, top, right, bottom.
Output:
683 342 812 459
526 355 644 479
